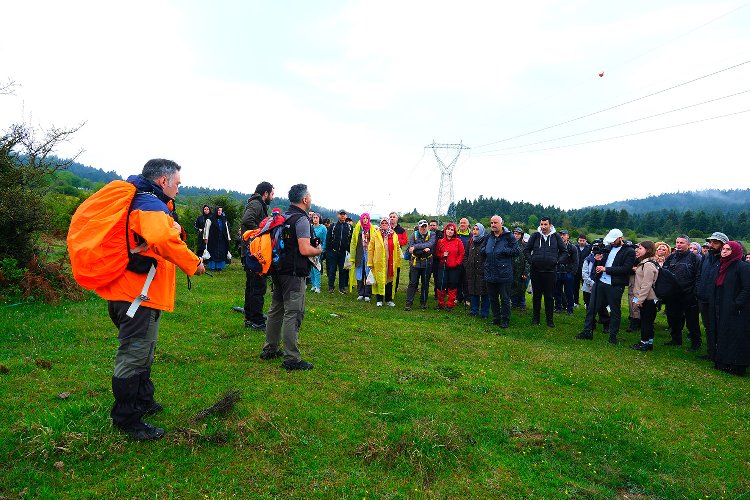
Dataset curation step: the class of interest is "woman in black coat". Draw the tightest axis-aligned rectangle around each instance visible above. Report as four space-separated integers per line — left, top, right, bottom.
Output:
203 206 231 271
464 222 488 318
712 241 750 376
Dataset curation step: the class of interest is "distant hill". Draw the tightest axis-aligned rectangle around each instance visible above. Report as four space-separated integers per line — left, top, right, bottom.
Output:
589 189 750 214
66 160 121 184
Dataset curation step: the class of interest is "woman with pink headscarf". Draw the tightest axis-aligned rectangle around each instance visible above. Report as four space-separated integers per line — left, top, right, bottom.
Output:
711 241 750 375
348 213 376 301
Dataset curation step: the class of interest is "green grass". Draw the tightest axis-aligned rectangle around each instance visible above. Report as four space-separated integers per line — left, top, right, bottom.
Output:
1 264 749 498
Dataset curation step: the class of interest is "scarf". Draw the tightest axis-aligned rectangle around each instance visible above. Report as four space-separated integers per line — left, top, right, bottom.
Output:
470 223 486 246
360 213 371 233
716 241 743 286
379 218 393 240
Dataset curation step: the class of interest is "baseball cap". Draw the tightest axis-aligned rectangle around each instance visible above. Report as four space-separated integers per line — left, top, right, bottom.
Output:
418 219 428 227
706 231 728 244
513 227 523 233
338 209 347 215
560 229 569 235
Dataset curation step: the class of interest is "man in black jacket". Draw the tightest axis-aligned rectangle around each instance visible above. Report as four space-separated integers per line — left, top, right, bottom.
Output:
695 231 728 359
326 210 352 293
554 230 578 315
524 217 567 327
573 234 591 306
576 228 636 344
663 235 702 350
241 181 274 329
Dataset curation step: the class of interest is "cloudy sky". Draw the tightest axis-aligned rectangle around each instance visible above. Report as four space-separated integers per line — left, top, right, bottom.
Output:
2 1 749 215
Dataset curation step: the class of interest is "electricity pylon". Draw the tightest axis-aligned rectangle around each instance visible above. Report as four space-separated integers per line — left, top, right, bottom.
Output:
425 141 470 219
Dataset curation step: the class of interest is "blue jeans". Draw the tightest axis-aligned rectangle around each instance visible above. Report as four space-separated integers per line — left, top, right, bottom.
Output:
469 294 490 318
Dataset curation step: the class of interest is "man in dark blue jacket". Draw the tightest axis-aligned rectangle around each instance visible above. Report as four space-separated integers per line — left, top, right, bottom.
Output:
482 215 519 328
663 235 702 350
576 228 636 344
325 210 352 293
696 231 727 360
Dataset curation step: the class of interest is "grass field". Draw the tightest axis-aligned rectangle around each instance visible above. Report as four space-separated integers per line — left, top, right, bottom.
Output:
1 263 749 498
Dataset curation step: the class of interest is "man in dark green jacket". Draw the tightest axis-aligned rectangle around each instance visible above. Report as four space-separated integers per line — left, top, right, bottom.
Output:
241 181 274 329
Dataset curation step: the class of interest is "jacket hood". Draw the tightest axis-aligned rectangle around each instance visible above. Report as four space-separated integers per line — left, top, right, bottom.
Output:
537 224 556 236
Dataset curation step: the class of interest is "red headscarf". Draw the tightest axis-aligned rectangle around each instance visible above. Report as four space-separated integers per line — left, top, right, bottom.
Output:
716 241 744 286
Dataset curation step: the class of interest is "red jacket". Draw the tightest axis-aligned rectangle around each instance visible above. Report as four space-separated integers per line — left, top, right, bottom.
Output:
437 236 465 268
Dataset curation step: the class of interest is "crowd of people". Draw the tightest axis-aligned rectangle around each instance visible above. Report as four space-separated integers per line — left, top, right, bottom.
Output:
194 187 750 380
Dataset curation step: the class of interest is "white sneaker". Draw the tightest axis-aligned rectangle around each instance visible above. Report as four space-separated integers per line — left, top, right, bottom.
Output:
364 297 371 302
386 301 396 307
357 295 364 301
376 301 383 307
314 288 320 293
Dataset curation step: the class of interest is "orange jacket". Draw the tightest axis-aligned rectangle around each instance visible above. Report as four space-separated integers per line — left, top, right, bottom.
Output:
95 176 201 312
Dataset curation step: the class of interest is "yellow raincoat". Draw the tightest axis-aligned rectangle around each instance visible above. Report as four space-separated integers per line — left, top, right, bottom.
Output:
367 229 402 296
348 221 376 292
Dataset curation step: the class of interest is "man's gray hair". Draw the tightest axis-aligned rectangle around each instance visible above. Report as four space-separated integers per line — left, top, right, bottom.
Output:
142 159 181 183
492 215 503 224
677 234 691 243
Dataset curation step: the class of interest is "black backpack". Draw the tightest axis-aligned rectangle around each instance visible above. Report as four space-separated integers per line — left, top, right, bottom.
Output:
650 261 681 302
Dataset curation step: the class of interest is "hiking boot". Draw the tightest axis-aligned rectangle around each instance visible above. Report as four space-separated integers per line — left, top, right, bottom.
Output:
500 321 509 329
404 304 412 311
259 349 284 360
608 334 618 345
575 331 593 340
119 421 165 441
232 306 245 313
364 297 370 302
328 288 335 294
546 320 555 328
420 304 428 310
282 359 314 371
531 318 540 326
339 289 348 295
141 401 163 416
245 320 266 330
357 295 364 301
630 342 653 351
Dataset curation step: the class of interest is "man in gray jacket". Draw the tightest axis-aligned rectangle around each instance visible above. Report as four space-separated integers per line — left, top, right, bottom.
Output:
241 181 274 329
404 220 437 310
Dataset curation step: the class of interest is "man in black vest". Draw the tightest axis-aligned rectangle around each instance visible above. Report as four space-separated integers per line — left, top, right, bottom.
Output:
259 184 322 371
241 182 274 329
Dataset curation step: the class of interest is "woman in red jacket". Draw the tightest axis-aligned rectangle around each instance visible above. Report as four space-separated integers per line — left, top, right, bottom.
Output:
435 222 465 309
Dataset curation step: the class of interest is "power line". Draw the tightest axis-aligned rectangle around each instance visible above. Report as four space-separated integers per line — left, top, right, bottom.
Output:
479 108 750 157
475 88 750 156
473 59 750 149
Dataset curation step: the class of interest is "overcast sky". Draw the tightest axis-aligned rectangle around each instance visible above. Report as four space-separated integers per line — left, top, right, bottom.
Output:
2 1 749 215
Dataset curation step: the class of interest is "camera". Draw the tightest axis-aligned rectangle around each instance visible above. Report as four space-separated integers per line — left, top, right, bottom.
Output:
310 237 321 248
590 238 607 255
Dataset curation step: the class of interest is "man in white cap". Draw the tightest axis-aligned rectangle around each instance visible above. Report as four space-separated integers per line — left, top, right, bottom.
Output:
576 228 636 344
695 231 729 360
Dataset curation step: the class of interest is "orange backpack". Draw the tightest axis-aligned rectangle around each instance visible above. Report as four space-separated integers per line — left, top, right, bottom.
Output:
67 180 138 290
242 208 287 276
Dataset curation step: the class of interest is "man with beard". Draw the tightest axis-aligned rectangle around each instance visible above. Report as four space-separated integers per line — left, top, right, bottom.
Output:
242 181 274 329
524 217 567 327
576 228 636 344
696 231 728 360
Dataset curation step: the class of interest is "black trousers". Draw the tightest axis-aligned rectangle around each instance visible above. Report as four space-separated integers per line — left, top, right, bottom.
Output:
326 250 349 291
406 267 430 306
699 301 715 359
666 293 700 343
244 270 267 324
573 272 582 305
639 299 657 342
530 270 556 322
583 281 625 336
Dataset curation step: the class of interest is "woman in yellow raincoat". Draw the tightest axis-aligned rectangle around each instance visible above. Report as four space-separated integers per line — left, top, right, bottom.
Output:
368 217 402 306
349 213 376 300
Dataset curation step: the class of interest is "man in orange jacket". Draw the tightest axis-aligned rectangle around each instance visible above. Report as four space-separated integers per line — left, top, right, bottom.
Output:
98 159 205 440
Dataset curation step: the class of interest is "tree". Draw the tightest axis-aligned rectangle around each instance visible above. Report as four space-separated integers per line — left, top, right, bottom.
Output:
0 99 84 265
